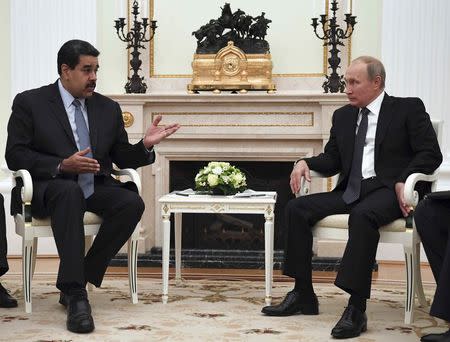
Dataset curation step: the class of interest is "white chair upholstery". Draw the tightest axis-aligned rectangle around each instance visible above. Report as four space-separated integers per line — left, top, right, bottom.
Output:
299 120 442 324
11 168 141 313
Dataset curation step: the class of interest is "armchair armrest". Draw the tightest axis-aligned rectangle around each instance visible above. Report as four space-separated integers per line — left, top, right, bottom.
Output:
299 171 329 197
11 169 33 223
12 168 141 201
299 169 439 208
13 169 33 204
112 168 142 196
403 170 440 208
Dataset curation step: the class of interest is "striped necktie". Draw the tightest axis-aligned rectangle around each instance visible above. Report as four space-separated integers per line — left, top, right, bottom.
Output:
72 99 94 198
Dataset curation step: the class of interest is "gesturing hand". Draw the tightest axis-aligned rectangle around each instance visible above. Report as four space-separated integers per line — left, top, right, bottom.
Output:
143 115 180 149
60 148 100 174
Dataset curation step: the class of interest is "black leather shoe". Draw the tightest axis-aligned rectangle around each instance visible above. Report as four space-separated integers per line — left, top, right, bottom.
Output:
61 289 95 334
0 283 18 308
421 329 450 342
331 305 367 339
261 290 319 316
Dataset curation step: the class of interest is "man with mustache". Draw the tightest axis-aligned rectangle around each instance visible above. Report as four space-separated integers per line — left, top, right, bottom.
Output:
5 39 180 333
0 194 18 309
261 56 442 339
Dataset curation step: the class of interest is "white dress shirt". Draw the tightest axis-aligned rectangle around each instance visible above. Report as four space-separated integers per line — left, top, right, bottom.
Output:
356 91 385 179
57 79 89 151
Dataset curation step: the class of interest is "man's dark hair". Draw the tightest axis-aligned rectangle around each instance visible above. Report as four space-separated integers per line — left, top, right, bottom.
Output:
57 39 100 75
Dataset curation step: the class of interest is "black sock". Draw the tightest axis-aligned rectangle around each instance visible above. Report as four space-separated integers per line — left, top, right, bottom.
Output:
294 278 315 296
349 294 367 312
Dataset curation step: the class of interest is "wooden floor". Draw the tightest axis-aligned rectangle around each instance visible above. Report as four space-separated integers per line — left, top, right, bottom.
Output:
5 256 436 287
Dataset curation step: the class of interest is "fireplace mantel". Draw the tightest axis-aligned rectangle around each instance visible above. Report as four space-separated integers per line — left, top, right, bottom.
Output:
109 92 348 252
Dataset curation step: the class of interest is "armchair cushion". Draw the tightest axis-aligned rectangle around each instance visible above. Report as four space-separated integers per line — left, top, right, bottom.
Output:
30 212 102 227
315 214 407 233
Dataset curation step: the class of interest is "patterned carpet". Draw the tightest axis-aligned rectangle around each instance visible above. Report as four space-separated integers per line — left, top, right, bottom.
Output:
0 277 448 341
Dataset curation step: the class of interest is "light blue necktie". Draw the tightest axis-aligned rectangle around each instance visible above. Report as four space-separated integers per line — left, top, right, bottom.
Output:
73 99 94 198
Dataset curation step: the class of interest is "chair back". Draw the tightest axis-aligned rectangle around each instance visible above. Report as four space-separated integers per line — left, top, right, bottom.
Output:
431 120 443 192
431 120 443 146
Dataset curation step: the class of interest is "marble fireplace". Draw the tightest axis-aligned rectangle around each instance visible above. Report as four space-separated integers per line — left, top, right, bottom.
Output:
110 92 348 265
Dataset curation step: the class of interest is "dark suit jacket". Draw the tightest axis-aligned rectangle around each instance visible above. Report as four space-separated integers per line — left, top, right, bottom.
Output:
304 94 442 196
5 81 155 216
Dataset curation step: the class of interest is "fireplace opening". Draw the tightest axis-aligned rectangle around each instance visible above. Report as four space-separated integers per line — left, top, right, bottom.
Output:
169 160 294 251
112 161 354 271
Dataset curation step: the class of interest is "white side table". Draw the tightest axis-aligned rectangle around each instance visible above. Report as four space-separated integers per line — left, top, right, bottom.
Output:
158 191 277 305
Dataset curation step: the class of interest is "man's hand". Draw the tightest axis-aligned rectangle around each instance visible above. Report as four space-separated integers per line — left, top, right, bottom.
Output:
290 160 311 194
143 115 180 149
60 148 100 174
395 182 412 217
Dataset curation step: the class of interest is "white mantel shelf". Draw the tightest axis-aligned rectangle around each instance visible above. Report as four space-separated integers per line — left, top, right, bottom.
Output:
108 91 349 104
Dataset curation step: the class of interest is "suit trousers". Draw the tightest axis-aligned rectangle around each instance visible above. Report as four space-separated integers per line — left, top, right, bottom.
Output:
415 198 450 322
36 179 144 292
0 194 8 277
283 178 402 298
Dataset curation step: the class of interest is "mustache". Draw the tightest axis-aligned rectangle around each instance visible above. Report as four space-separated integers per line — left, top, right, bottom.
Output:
86 82 96 88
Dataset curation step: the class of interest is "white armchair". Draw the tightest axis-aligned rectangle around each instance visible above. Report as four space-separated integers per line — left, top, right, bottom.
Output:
11 168 141 313
299 120 442 324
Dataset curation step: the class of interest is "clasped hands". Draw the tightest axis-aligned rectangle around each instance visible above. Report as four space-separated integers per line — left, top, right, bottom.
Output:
290 160 412 217
60 115 180 174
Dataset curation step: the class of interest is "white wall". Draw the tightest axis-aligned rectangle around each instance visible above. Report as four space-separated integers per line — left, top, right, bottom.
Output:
0 0 11 174
10 0 97 96
96 0 128 94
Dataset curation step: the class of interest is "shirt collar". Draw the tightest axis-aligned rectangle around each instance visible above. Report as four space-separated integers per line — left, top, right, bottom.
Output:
364 91 385 116
57 79 86 110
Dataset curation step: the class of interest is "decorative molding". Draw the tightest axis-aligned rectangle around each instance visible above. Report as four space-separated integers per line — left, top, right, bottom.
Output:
151 111 315 127
122 111 135 127
327 177 333 192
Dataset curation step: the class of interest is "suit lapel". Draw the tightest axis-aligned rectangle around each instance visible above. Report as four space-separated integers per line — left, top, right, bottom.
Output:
85 97 98 156
375 94 394 160
48 82 77 149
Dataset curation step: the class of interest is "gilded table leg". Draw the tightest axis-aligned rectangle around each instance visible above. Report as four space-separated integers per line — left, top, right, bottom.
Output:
175 213 182 282
162 213 171 304
264 206 275 306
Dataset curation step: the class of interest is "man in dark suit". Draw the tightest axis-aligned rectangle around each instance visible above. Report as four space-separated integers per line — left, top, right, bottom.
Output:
5 39 179 333
0 194 18 308
261 56 442 339
415 195 450 342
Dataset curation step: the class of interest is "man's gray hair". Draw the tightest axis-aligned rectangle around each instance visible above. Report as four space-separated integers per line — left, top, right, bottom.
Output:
353 56 386 88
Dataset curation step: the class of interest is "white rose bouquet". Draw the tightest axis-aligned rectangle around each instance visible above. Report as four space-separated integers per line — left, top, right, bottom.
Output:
195 161 247 195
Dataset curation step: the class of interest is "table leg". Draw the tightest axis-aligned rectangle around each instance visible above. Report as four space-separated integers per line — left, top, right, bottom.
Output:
175 213 182 281
264 213 274 306
162 213 171 304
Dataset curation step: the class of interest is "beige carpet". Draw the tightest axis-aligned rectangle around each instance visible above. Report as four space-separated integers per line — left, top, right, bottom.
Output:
0 277 448 341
